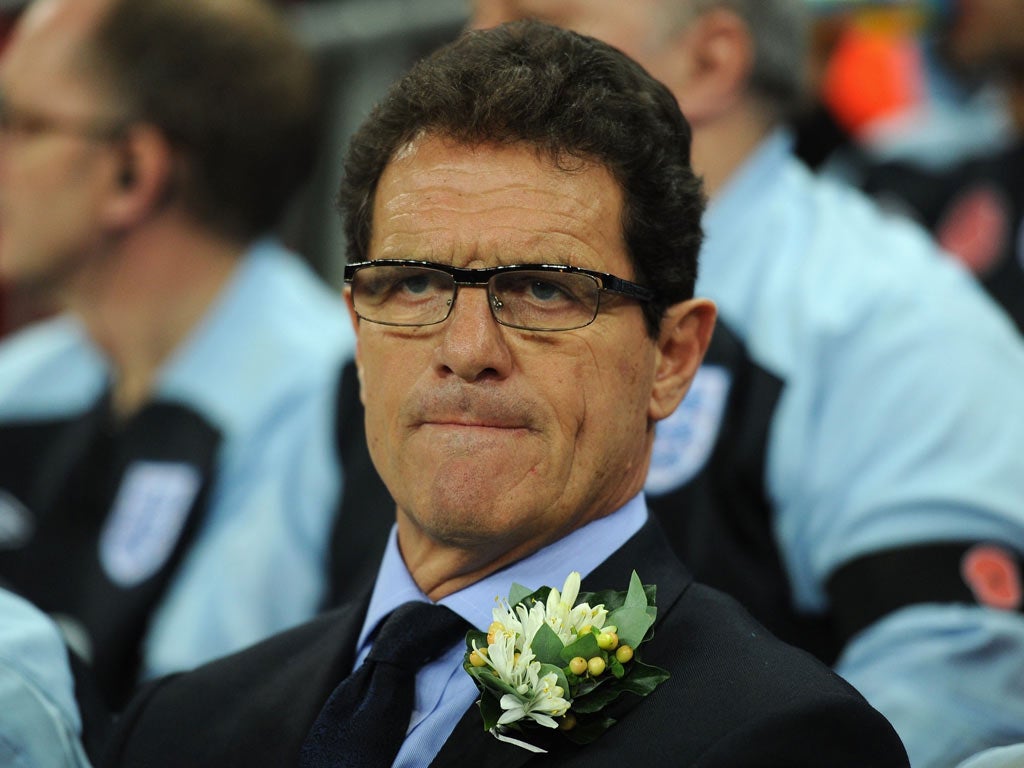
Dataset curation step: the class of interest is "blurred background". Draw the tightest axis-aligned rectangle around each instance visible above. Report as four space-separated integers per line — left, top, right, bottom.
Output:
0 0 1015 333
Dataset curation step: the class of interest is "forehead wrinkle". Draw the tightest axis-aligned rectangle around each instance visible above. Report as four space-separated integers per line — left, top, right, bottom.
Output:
374 223 612 267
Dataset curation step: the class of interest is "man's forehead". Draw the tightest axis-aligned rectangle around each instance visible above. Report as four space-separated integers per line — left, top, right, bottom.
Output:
370 135 629 272
2 0 109 95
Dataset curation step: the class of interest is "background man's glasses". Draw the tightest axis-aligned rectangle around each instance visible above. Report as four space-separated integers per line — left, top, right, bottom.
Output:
0 90 126 142
344 259 655 332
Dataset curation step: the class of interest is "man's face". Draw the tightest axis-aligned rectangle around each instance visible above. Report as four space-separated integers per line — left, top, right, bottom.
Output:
944 0 1024 76
353 136 664 563
470 0 678 82
0 0 120 299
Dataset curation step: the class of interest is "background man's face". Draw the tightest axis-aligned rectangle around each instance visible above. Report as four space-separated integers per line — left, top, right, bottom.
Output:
354 135 661 557
0 0 116 298
470 0 677 83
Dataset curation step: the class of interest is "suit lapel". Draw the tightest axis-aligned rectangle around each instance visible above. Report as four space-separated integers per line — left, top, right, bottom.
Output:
431 517 692 767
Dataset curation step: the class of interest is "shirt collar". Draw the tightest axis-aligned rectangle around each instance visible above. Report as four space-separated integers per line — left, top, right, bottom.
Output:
358 493 648 651
704 129 793 240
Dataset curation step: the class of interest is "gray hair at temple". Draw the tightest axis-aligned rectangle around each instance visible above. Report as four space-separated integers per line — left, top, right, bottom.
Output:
676 0 810 122
339 20 706 337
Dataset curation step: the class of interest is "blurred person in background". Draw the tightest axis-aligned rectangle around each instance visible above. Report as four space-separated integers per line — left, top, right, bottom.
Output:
0 0 359 722
469 1 1024 764
859 0 1024 333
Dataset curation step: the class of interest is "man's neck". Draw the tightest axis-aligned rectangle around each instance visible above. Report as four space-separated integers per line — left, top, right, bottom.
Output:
690 103 775 199
67 218 244 418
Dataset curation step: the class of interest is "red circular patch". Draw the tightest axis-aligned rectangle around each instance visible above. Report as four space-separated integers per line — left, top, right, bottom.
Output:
936 185 1009 277
961 545 1023 611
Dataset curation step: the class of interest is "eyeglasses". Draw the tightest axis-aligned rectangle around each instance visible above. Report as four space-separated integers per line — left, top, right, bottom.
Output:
344 259 655 332
0 89 127 142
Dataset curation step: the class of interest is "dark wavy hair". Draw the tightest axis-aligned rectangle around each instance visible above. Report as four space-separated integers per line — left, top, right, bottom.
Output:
89 0 321 242
339 20 705 336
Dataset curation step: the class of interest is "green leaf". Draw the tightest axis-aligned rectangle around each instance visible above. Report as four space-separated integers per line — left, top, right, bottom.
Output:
530 623 566 666
624 571 648 609
608 655 625 679
606 606 654 649
560 631 600 663
466 666 519 698
465 630 489 653
643 584 657 606
508 582 534 606
618 660 671 697
477 689 503 732
579 587 625 612
572 673 608 698
571 683 621 713
570 660 670 713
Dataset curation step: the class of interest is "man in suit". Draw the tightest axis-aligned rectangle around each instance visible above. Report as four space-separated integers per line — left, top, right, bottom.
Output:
102 21 909 767
470 2 1024 765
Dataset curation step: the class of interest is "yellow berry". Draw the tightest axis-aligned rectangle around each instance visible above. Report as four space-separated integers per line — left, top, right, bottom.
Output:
469 649 488 667
558 713 577 731
587 656 606 676
596 631 619 651
569 656 588 675
615 644 634 663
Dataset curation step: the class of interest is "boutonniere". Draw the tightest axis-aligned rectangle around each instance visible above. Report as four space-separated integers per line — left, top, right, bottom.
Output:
462 570 669 753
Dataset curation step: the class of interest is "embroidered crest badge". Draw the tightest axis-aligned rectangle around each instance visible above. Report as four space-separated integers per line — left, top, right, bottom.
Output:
645 364 731 496
99 461 201 588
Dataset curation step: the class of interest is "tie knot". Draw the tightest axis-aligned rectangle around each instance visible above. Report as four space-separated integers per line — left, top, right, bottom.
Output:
366 601 469 672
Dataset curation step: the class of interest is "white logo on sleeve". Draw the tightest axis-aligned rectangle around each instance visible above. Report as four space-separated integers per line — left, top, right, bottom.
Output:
99 461 201 588
645 365 731 496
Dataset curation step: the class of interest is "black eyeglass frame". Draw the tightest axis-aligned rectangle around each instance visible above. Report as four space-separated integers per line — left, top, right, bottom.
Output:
343 258 656 331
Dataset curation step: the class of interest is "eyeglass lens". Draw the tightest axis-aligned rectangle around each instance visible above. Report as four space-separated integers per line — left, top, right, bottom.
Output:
350 264 602 331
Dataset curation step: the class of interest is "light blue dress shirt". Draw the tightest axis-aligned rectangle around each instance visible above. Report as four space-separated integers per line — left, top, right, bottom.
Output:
0 588 91 768
0 239 356 679
354 494 647 768
699 131 1024 767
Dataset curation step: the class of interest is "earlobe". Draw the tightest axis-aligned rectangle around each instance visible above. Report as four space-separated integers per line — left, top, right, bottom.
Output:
648 298 717 422
101 124 174 232
670 9 755 123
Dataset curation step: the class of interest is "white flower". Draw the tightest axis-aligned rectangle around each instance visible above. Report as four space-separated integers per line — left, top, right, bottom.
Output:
490 572 609 650
475 634 571 729
497 669 571 729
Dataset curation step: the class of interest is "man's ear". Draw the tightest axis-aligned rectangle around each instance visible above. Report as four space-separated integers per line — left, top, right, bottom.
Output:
100 124 175 231
659 7 755 124
343 287 366 404
649 298 716 422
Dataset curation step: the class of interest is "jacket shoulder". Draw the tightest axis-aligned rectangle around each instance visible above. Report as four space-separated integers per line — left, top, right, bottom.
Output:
102 603 366 768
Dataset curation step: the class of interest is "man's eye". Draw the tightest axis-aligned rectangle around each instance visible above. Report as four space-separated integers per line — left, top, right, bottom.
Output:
398 273 432 295
528 279 570 302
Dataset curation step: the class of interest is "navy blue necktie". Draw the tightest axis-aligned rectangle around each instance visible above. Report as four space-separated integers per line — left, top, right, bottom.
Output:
299 601 470 768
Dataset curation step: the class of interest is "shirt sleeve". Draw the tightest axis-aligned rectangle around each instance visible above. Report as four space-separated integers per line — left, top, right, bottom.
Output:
836 605 1024 768
0 589 92 768
140 369 342 677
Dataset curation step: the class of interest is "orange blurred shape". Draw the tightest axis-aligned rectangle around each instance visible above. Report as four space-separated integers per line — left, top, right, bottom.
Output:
821 23 924 137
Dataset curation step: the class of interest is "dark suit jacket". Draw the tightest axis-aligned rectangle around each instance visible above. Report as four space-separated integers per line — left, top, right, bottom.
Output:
101 519 909 767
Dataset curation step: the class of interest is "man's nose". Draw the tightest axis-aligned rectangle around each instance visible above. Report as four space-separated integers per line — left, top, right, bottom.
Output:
433 284 513 382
